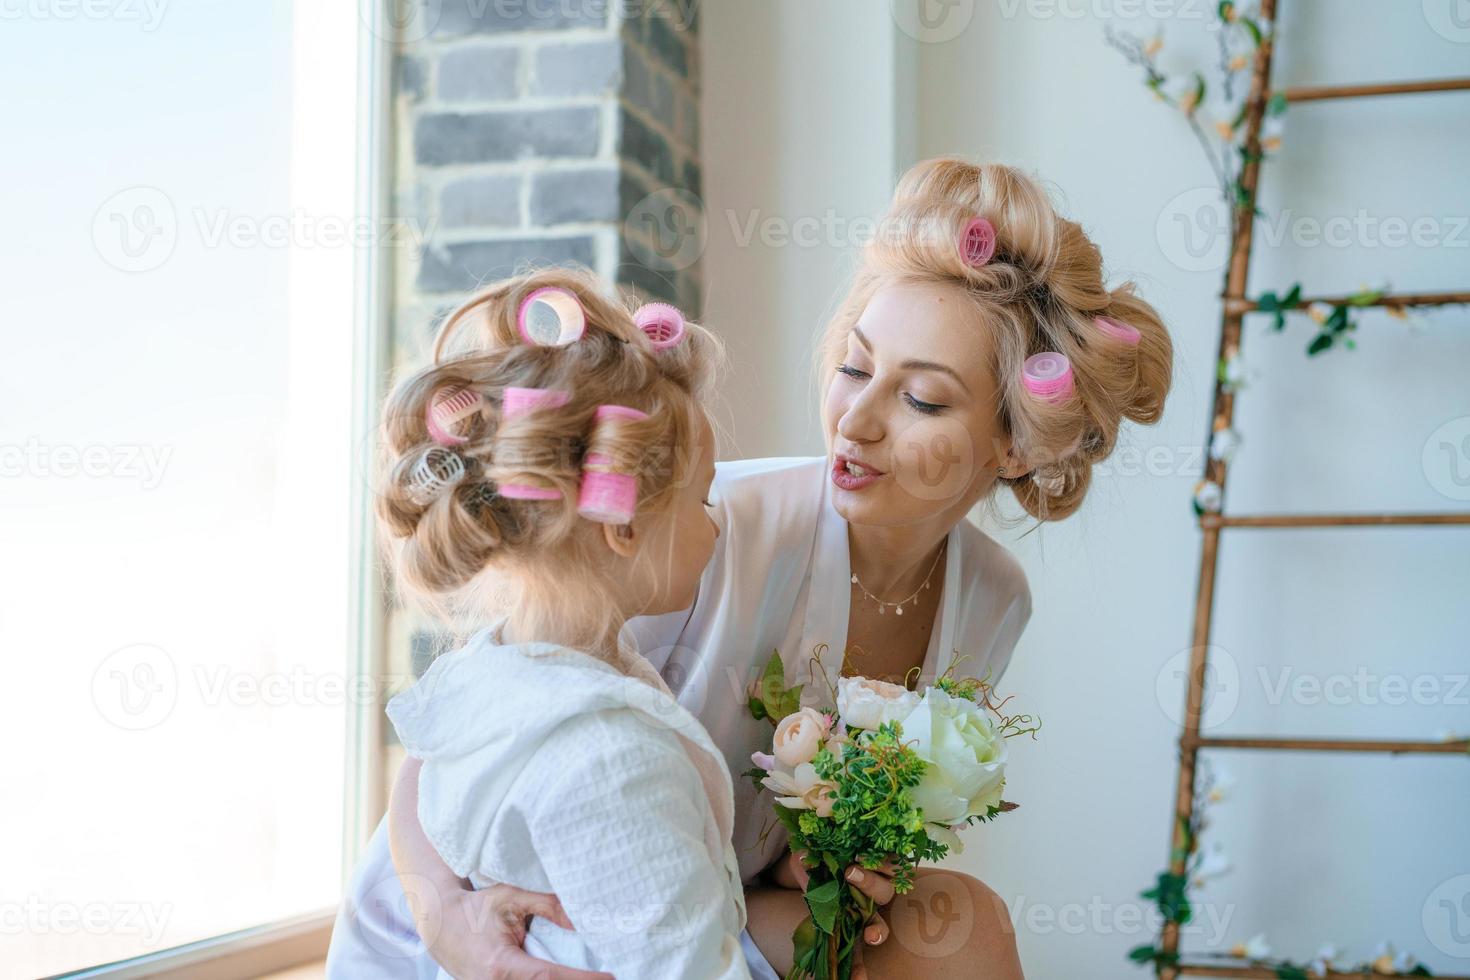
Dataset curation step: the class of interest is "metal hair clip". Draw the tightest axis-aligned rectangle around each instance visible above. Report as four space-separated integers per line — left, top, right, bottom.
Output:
408 446 467 504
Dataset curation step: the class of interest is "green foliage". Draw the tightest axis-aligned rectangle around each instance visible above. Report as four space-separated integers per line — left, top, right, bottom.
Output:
936 675 982 702
1254 282 1301 332
1141 871 1192 926
750 650 804 726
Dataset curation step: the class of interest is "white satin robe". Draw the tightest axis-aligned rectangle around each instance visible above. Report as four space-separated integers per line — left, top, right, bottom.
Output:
326 455 1032 977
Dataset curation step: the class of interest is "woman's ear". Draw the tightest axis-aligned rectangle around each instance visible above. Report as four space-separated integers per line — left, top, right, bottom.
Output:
999 444 1032 480
988 435 1031 481
600 520 639 558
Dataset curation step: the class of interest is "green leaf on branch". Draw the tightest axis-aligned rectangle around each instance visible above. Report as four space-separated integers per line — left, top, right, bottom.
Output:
804 878 842 935
1267 91 1289 116
1128 944 1158 963
773 803 804 837
1141 871 1192 925
791 916 817 972
752 650 804 722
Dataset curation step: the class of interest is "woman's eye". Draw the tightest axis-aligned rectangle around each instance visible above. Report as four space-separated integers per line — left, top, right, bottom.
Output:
904 393 945 415
837 364 870 381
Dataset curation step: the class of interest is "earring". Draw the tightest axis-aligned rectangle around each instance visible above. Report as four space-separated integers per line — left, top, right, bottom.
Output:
996 465 1007 478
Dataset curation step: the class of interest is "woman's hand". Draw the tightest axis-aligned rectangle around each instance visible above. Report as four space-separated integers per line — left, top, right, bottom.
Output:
426 883 612 980
781 851 899 980
389 757 611 980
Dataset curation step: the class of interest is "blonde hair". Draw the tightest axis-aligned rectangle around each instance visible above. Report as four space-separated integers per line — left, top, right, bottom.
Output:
377 266 720 653
819 158 1173 521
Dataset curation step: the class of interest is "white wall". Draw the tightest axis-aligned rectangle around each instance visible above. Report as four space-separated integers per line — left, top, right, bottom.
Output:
703 2 1470 976
700 1 911 455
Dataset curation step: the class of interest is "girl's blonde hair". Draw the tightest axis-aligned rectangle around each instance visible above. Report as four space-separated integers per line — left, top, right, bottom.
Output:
819 157 1173 521
377 266 720 653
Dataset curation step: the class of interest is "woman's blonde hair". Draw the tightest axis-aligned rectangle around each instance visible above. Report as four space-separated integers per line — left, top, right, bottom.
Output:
819 157 1173 521
376 266 720 653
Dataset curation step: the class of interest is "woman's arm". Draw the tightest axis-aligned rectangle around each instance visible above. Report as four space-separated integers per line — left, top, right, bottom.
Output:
388 757 610 980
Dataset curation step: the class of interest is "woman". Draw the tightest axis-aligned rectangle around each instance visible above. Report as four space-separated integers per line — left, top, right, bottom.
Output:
327 157 1173 978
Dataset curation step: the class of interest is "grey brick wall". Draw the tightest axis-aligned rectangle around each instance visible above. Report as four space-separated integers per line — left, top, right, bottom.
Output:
381 0 704 690
389 0 703 365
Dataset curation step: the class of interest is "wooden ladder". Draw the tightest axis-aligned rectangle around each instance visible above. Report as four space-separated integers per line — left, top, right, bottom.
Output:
1156 2 1470 976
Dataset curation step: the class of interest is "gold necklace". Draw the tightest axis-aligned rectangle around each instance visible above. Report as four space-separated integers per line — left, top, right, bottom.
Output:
849 538 947 617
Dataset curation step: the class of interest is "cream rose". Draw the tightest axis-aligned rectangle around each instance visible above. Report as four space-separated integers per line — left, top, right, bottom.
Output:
836 676 920 731
772 706 831 768
761 761 838 817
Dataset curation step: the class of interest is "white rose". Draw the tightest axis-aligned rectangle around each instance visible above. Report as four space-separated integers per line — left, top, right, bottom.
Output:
902 688 1007 843
836 676 920 731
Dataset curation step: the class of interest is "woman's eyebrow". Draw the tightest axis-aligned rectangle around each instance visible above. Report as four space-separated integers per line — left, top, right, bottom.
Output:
852 325 971 395
900 358 970 394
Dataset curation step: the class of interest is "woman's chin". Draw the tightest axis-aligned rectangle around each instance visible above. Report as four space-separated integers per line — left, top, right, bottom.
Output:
831 486 896 526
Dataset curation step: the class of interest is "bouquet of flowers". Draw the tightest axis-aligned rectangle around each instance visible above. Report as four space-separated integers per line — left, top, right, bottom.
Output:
745 651 1038 980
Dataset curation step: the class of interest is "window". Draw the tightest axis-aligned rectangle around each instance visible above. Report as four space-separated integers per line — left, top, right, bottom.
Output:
1 1 380 974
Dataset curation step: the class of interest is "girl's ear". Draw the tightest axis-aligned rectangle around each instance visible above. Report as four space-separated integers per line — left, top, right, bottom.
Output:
600 520 639 558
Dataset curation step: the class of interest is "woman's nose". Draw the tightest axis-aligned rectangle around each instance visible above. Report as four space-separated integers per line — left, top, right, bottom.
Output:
837 388 884 444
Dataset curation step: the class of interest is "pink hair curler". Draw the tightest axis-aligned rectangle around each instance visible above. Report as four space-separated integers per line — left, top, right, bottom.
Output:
426 386 483 446
1093 315 1142 346
496 386 572 500
502 386 571 420
408 446 466 504
498 483 562 501
1022 352 1075 403
578 404 648 524
633 302 685 351
517 286 587 347
959 216 997 268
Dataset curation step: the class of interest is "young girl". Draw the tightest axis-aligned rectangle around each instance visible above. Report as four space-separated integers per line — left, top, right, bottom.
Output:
328 268 753 978
343 157 1175 979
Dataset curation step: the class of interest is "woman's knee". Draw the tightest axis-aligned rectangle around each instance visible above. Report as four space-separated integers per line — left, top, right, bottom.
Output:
874 869 1022 978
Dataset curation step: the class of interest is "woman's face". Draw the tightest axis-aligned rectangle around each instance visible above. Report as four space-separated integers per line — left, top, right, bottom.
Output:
822 280 1012 528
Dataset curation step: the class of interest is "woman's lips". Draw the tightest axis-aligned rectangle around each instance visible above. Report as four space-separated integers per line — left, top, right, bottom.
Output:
832 455 883 491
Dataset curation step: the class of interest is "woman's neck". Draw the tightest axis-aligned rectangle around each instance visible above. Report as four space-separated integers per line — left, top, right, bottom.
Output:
847 518 951 599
